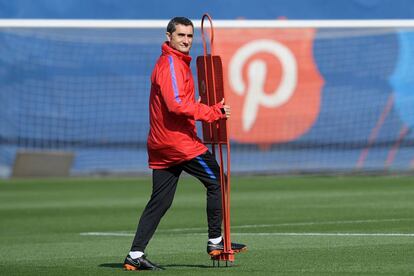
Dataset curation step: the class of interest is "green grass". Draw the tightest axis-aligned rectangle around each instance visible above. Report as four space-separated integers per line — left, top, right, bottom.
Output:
0 176 413 275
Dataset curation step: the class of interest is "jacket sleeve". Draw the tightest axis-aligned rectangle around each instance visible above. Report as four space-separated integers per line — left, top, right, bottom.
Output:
156 56 226 123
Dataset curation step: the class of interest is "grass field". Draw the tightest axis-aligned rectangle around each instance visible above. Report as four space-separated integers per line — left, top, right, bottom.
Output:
1 175 413 275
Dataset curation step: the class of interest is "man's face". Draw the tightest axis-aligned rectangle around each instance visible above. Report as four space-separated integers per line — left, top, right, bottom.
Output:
166 24 193 54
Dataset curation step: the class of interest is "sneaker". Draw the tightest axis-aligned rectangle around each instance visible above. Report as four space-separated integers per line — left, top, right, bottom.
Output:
123 254 164 271
207 240 247 256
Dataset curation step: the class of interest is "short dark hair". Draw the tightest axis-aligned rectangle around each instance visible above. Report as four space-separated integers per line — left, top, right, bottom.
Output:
166 17 194 34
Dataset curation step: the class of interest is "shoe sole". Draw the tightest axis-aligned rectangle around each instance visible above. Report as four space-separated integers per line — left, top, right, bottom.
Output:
124 264 138 271
209 250 223 256
208 247 247 256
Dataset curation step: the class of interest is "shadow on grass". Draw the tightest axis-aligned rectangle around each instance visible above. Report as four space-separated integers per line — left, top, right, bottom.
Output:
162 264 213 269
99 263 216 270
99 263 124 269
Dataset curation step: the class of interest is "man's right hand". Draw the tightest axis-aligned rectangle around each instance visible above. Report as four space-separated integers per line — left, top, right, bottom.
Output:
220 98 231 118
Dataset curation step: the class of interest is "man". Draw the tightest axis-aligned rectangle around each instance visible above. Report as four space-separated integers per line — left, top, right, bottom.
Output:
123 17 247 271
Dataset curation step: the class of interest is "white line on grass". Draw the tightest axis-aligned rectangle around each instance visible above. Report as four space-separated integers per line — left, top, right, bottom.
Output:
80 218 414 237
80 232 414 237
226 218 414 229
232 232 414 237
138 218 414 233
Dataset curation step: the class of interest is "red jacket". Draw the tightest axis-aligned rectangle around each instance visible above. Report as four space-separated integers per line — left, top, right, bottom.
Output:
147 42 225 169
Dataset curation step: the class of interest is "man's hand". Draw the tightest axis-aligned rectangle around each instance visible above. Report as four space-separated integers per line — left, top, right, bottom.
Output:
220 98 231 118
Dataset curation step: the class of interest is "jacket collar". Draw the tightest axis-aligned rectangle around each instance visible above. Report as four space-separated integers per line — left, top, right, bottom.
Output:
162 42 192 65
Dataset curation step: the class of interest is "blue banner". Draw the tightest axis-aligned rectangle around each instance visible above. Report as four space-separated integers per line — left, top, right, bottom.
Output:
1 0 414 19
1 25 414 176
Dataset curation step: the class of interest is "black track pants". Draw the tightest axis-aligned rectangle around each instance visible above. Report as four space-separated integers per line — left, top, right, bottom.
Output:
130 151 222 252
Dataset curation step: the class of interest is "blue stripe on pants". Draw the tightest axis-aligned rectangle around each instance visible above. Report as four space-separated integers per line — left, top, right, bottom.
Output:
196 156 217 179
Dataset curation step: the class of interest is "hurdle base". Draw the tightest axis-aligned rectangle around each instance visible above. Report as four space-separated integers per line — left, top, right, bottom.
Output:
211 251 235 267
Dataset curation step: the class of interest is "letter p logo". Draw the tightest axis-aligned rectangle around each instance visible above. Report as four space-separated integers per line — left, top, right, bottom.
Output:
215 28 324 144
